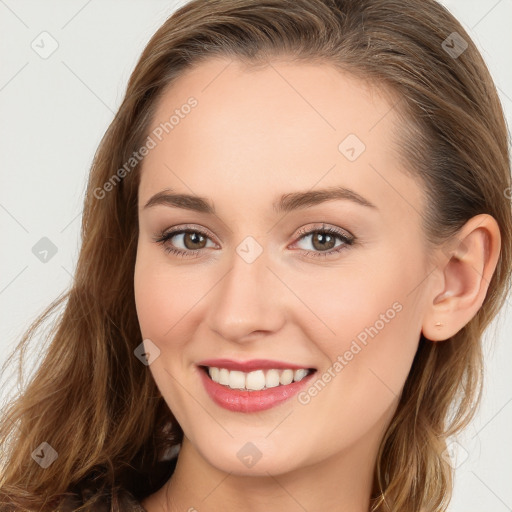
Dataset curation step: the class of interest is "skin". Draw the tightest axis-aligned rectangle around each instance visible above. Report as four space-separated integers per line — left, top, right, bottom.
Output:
134 57 501 512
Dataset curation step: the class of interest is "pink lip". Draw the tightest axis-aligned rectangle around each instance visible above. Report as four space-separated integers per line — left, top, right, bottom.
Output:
196 358 315 372
197 366 317 413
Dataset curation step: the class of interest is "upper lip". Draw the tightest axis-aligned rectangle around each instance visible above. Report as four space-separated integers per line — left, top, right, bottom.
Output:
197 358 316 372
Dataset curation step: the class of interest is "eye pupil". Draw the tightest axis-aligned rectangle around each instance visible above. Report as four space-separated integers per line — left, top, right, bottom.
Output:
312 232 336 251
185 231 206 249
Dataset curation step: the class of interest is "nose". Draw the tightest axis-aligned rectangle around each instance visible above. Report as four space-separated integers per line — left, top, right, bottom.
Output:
206 245 285 343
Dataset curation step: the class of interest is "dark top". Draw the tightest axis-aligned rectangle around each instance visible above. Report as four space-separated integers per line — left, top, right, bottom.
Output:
58 488 147 511
58 456 177 511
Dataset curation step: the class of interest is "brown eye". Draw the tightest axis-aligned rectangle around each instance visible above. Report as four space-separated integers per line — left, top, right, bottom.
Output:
153 226 216 258
181 231 208 250
310 231 337 251
292 225 355 259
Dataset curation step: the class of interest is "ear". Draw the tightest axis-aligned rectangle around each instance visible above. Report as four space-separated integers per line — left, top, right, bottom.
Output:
422 214 501 342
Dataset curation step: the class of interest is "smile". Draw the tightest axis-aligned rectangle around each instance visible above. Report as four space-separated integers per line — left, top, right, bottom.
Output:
197 362 317 413
204 366 314 391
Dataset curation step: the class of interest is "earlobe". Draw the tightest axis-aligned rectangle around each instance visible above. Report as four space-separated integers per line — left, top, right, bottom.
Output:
421 214 501 342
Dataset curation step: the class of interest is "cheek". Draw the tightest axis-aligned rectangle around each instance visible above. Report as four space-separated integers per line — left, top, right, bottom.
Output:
289 270 421 461
133 249 198 414
134 246 188 343
298 247 423 399
133 245 216 364
290 251 419 350
134 265 167 340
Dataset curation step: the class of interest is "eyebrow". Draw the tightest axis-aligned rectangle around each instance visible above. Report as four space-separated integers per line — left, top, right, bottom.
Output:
143 186 378 214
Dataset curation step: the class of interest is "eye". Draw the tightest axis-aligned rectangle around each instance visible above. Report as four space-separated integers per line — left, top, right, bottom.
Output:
153 223 355 259
153 224 216 258
290 223 355 259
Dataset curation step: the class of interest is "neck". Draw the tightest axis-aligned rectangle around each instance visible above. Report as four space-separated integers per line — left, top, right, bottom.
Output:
154 428 384 512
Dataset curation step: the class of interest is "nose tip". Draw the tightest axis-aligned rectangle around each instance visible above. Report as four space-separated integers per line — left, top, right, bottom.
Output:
205 257 285 344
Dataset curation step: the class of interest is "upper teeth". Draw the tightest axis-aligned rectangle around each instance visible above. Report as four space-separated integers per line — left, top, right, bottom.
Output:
207 367 311 391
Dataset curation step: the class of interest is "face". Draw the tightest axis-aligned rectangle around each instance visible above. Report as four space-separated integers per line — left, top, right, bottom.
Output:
134 57 431 476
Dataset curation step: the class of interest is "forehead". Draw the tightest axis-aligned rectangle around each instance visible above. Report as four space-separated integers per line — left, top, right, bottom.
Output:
138 57 424 223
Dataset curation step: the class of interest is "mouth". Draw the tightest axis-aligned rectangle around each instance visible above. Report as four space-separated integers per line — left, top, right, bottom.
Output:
198 365 316 391
197 363 318 413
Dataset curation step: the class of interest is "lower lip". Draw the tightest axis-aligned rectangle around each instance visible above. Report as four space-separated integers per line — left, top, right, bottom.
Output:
198 367 316 413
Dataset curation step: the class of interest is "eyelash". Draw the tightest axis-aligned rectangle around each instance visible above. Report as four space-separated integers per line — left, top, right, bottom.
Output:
152 223 355 260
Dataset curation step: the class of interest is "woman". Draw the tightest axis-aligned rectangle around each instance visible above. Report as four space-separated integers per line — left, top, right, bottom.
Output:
1 0 510 511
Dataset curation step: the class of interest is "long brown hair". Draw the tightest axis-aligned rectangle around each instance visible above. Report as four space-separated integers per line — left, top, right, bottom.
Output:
1 0 511 510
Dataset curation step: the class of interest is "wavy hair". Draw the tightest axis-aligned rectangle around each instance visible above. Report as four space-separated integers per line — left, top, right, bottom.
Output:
1 0 511 510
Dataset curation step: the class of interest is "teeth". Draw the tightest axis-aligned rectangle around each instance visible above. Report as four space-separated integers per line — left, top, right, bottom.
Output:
294 368 308 382
207 366 312 390
218 368 230 386
209 367 220 382
229 370 246 390
246 370 266 391
280 369 294 385
265 369 280 388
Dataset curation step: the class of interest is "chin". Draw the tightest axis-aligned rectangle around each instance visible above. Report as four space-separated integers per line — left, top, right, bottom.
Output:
197 438 304 476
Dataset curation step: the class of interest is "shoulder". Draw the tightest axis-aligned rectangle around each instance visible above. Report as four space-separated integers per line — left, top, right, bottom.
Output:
57 456 178 511
119 490 148 512
58 487 147 511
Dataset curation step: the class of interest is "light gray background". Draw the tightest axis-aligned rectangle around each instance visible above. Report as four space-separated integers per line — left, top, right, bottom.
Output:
0 1 511 510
